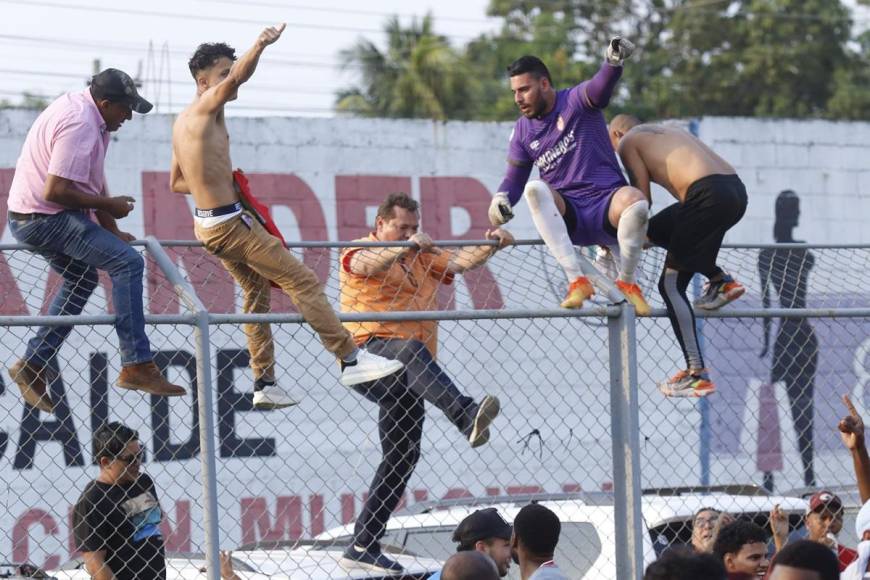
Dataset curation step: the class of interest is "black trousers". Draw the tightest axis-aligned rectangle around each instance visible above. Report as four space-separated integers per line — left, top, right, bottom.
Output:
350 337 475 549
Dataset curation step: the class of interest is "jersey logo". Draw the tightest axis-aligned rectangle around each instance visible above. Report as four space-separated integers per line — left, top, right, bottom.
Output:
557 115 565 132
530 140 540 150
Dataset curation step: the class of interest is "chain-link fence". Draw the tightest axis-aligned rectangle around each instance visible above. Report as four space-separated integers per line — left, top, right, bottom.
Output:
1 238 868 580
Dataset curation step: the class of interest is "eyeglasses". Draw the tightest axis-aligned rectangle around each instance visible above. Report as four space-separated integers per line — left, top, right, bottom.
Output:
115 448 145 464
694 516 719 527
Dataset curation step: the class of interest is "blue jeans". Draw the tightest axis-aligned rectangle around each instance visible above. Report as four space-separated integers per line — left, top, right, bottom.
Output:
8 211 152 366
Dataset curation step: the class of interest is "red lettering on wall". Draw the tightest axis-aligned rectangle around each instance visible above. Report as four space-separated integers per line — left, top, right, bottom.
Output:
562 483 582 493
142 172 235 314
309 494 324 537
507 485 545 495
442 488 474 500
0 168 30 315
341 493 355 526
160 500 192 552
13 509 59 569
243 173 330 313
420 177 504 310
240 496 303 544
335 176 413 241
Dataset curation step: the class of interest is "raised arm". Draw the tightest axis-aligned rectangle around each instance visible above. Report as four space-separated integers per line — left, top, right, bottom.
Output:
195 24 286 114
580 37 635 109
840 395 870 503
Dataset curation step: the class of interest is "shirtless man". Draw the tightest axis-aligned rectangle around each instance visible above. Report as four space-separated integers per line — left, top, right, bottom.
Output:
489 40 652 315
170 25 403 409
609 114 747 397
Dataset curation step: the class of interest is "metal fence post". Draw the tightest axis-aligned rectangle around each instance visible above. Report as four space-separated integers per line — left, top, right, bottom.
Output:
146 237 221 580
609 302 644 580
195 309 221 580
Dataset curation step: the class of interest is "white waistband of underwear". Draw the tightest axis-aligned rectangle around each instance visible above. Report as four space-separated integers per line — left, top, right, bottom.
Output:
194 209 243 228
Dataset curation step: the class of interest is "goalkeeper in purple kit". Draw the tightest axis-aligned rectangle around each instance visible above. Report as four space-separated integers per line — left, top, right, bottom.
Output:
489 38 652 315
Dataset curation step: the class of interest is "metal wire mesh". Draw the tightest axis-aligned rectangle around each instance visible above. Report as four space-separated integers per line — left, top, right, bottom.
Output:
0 239 867 579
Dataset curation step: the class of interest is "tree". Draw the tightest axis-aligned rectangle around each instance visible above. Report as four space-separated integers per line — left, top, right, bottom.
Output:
826 30 870 119
334 14 477 120
464 0 863 121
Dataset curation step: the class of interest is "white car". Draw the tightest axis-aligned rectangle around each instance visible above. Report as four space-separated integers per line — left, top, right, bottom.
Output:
50 545 440 580
315 490 809 579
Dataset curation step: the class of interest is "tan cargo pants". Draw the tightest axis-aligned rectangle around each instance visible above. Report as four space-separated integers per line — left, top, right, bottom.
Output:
195 212 357 381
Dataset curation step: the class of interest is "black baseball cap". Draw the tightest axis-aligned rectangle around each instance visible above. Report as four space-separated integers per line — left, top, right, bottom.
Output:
452 508 512 550
90 68 153 114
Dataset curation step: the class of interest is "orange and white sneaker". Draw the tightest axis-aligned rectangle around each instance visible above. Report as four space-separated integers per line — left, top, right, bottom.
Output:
694 274 745 311
658 369 716 398
615 280 651 316
560 276 595 309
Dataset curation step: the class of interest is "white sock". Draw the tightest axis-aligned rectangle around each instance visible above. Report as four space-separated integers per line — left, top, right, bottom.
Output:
524 181 582 281
616 200 648 284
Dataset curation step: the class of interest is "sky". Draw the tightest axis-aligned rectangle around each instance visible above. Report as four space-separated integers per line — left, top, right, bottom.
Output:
1 0 869 118
0 0 500 117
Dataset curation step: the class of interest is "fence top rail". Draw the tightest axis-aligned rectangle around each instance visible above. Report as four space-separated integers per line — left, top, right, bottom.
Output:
1 307 868 326
4 240 865 251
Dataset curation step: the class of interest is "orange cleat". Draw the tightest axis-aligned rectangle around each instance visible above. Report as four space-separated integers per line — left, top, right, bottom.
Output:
615 280 652 316
560 276 595 309
658 369 716 398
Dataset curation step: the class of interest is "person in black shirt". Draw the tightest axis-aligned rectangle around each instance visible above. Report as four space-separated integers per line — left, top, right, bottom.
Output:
73 422 166 580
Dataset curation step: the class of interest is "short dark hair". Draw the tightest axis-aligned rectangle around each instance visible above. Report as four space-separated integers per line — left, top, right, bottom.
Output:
93 422 138 461
514 503 560 556
644 547 726 580
769 539 839 580
506 56 552 84
188 42 237 78
376 192 419 221
694 506 721 521
441 551 498 580
713 520 768 560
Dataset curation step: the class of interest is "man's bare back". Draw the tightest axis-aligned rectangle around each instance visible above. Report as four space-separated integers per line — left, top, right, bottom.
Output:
620 125 735 202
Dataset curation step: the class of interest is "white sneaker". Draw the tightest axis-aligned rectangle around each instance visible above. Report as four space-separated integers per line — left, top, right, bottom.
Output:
467 395 500 448
339 349 404 387
252 384 299 409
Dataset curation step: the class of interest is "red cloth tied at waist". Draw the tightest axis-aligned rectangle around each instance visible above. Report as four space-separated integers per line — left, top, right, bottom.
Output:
233 169 286 289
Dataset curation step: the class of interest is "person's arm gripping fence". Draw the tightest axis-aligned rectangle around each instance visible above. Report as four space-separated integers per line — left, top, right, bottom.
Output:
447 229 515 274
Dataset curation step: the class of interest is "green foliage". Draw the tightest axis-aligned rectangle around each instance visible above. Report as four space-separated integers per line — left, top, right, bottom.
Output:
334 1 869 121
334 14 477 120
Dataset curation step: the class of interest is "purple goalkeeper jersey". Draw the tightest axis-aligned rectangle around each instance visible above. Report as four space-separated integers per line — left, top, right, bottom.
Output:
502 78 627 206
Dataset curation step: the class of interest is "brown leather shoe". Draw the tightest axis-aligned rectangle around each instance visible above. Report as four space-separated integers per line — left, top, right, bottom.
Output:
116 361 186 397
7 359 53 413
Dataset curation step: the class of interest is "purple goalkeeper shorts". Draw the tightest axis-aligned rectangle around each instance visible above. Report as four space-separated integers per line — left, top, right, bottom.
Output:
561 187 620 247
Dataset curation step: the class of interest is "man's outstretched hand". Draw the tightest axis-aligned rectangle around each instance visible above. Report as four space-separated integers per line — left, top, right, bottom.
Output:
839 394 866 451
258 23 286 48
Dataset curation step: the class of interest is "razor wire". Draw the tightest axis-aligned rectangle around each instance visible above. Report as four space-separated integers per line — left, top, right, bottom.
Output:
0 239 868 579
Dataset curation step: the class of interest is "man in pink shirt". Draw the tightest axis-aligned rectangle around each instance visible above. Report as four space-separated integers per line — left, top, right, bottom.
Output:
6 68 185 414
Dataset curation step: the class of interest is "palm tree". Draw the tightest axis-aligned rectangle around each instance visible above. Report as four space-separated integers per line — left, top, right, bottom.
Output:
335 14 476 120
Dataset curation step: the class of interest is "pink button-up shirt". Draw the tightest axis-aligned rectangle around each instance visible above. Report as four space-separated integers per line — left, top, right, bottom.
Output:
7 89 110 215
